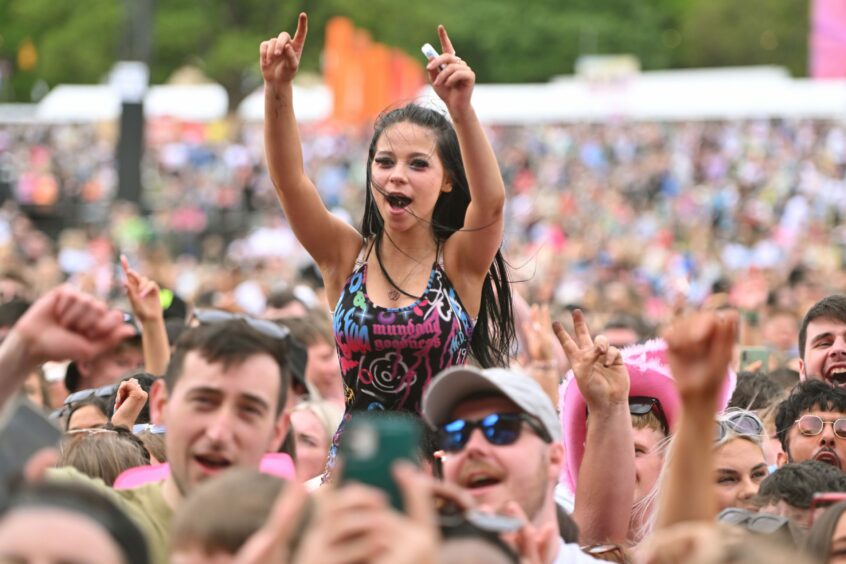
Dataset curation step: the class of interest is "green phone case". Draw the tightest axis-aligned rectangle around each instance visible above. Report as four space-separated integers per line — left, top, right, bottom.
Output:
338 412 421 511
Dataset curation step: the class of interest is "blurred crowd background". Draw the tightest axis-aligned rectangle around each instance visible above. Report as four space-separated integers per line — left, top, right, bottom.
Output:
0 117 844 333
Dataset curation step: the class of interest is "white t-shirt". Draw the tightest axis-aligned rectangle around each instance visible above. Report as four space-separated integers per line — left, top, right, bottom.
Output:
554 538 603 563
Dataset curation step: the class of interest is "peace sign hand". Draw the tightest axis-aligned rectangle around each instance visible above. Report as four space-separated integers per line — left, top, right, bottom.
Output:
260 12 308 88
553 309 630 411
426 25 474 115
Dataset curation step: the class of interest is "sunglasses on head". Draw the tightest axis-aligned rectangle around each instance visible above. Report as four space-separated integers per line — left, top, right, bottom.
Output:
438 412 551 453
628 396 670 435
795 414 846 439
715 410 765 442
191 309 291 341
132 423 166 435
718 507 790 535
63 383 119 406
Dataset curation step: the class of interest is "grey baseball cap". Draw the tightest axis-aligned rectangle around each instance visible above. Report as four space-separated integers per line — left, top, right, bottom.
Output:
422 365 561 442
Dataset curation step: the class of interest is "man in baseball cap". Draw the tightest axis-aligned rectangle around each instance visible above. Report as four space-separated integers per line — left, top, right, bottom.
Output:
423 366 599 563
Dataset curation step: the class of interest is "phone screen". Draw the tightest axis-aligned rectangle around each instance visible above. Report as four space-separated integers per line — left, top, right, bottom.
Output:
739 347 770 372
338 413 421 511
0 400 62 488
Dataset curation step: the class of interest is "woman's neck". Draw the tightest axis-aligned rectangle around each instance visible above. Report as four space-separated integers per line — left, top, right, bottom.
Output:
375 230 438 265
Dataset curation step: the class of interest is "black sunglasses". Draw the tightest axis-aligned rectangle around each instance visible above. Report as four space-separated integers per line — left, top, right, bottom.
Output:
191 309 291 341
439 412 551 453
628 396 670 435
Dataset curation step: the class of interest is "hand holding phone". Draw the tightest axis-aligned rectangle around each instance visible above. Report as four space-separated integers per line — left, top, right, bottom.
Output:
739 346 770 373
338 413 421 511
0 399 61 490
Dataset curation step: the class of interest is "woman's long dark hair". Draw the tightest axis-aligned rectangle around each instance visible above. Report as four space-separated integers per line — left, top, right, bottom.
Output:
361 104 514 368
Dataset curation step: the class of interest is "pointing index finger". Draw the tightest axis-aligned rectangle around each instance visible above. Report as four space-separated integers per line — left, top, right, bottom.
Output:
293 12 308 49
438 24 455 55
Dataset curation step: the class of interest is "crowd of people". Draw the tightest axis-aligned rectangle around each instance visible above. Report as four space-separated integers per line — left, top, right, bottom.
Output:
3 12 846 564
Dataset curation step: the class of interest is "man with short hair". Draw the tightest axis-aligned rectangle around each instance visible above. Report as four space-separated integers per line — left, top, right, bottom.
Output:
798 294 846 386
757 460 846 527
774 379 846 471
422 365 600 563
64 312 145 393
277 313 344 404
0 286 291 564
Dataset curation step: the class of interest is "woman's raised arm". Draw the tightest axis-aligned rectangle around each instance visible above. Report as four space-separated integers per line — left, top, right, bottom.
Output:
261 13 361 286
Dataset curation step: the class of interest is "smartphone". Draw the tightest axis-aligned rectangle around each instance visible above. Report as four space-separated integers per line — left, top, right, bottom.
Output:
739 346 770 373
0 399 62 487
338 412 421 511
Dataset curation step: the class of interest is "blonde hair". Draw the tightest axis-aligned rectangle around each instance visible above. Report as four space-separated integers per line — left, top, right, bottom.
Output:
291 400 343 441
633 411 667 436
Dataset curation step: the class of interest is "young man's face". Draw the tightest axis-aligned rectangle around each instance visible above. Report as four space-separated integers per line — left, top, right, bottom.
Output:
158 351 288 497
800 318 846 385
305 342 343 400
78 342 144 390
0 508 125 564
633 426 665 504
440 396 561 522
782 408 846 471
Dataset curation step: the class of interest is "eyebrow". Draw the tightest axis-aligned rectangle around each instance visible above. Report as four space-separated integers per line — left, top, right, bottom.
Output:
751 463 768 473
374 150 432 158
186 387 272 413
239 393 271 413
811 332 836 344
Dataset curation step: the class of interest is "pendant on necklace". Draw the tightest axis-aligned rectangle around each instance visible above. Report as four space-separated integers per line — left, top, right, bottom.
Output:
388 288 401 301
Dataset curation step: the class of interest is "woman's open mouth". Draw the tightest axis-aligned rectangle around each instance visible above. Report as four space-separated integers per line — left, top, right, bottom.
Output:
386 193 411 209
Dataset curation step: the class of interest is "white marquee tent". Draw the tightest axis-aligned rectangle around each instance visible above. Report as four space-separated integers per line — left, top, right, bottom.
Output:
8 66 846 125
33 83 228 123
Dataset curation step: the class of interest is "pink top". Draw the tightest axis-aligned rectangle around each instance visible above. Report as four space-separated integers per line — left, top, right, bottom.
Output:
113 452 296 489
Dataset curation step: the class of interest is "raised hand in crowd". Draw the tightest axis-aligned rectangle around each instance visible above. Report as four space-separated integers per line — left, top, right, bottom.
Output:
294 464 439 564
0 285 136 407
426 25 474 115
501 501 558 564
523 303 560 407
260 12 307 88
664 311 737 409
554 309 629 411
554 308 634 545
121 255 161 326
656 310 737 530
121 255 169 375
110 377 148 430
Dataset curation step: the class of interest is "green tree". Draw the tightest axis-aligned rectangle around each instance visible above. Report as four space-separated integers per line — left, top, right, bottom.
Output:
0 0 812 105
0 0 120 101
679 0 808 77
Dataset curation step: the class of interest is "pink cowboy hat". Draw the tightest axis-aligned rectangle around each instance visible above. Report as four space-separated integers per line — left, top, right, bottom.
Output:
560 339 736 491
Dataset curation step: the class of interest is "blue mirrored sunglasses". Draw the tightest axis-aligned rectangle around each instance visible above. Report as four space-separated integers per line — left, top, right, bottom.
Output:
438 412 550 453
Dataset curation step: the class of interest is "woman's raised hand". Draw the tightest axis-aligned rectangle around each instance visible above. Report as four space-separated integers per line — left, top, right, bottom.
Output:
260 13 308 87
426 25 475 114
